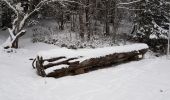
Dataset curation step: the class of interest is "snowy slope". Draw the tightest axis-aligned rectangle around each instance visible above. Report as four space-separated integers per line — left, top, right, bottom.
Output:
0 34 170 100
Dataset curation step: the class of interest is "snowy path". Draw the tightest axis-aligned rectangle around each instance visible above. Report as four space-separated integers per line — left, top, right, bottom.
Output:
0 35 170 100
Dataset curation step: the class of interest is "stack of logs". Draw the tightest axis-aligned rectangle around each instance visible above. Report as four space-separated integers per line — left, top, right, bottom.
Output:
33 48 148 78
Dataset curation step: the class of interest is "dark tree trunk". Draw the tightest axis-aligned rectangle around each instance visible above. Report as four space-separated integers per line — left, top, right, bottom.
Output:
105 20 110 36
59 9 64 30
71 14 75 31
104 1 110 36
85 0 91 40
12 39 19 48
79 5 85 40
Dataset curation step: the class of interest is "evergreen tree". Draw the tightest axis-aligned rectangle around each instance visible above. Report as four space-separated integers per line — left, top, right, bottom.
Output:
133 0 170 53
135 0 169 40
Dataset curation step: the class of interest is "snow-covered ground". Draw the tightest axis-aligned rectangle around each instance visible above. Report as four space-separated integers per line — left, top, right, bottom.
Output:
0 32 170 100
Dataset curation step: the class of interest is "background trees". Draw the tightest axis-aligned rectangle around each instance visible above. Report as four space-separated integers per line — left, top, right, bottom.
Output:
0 0 169 54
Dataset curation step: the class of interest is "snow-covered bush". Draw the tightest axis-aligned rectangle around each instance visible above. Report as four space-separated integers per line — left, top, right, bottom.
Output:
32 25 119 49
128 34 168 54
129 0 169 54
27 20 39 27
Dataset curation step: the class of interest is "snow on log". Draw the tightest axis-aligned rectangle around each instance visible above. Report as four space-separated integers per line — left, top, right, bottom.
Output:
33 43 149 78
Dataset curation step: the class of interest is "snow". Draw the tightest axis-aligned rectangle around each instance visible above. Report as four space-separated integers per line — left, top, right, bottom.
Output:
118 0 142 5
45 64 69 74
138 54 143 58
150 34 158 39
38 43 148 62
15 3 24 12
2 37 11 47
151 21 168 39
19 14 29 30
43 58 67 66
0 32 170 100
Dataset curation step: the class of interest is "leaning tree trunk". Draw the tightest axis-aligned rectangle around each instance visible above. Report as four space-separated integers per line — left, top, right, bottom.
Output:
12 39 18 49
4 15 26 49
4 29 26 49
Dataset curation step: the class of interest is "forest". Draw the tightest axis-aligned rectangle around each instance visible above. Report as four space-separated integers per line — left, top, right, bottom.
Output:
0 0 169 54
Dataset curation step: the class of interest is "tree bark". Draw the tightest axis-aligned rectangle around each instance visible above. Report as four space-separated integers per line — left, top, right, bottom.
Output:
104 1 110 36
79 4 85 40
85 0 91 40
12 39 18 48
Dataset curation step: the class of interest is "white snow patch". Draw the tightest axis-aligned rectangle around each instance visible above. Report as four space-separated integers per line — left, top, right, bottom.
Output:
45 64 69 74
15 3 24 12
38 43 148 62
43 58 67 66
150 34 158 39
138 54 143 58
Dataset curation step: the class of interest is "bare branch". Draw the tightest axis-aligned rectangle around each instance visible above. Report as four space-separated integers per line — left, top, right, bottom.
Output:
19 0 49 30
166 2 170 5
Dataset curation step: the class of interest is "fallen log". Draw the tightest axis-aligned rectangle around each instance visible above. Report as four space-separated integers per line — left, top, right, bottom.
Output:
33 43 149 78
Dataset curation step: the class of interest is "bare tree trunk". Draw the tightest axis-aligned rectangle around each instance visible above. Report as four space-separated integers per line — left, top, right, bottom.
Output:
12 39 18 48
85 0 91 40
105 20 110 35
79 4 85 40
71 14 76 32
112 3 120 43
104 1 110 36
59 8 64 30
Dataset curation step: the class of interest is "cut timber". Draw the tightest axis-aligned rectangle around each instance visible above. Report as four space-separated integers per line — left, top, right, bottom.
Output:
33 43 149 78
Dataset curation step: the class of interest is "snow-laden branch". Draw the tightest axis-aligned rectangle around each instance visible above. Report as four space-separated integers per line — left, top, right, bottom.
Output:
2 0 77 49
166 2 170 5
118 7 145 11
2 0 19 31
7 30 26 48
8 28 15 39
18 0 49 31
19 0 76 30
51 0 85 8
1 0 18 14
116 0 144 11
117 0 142 5
2 0 73 32
3 30 26 49
19 14 29 30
